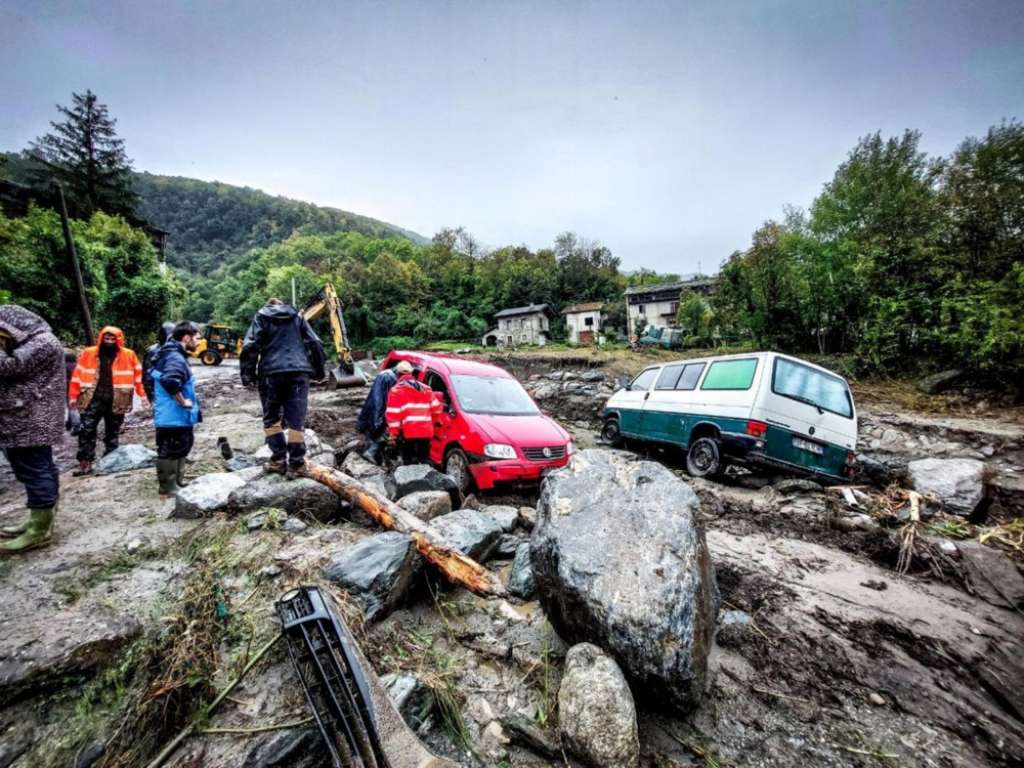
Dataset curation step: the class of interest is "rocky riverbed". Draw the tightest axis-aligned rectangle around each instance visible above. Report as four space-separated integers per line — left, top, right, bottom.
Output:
1 356 1022 768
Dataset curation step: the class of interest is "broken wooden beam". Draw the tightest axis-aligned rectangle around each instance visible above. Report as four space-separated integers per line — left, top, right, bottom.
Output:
305 463 507 598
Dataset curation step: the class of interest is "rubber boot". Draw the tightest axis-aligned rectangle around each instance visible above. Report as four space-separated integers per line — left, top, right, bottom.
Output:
0 505 55 554
175 459 190 487
156 459 178 496
0 511 30 538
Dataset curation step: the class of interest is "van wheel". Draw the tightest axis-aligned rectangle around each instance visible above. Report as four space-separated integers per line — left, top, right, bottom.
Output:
444 447 472 495
686 437 722 478
601 418 622 447
200 349 222 366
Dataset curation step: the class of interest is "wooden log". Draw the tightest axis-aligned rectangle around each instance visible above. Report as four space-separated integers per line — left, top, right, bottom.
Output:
306 463 507 597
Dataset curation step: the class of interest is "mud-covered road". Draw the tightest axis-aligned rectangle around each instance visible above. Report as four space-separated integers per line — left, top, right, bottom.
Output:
1 355 1022 768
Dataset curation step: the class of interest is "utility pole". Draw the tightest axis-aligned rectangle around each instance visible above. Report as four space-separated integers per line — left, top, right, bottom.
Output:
55 182 94 341
291 277 297 306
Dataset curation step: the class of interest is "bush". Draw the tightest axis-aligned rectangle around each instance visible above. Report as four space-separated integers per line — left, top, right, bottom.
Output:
368 335 419 357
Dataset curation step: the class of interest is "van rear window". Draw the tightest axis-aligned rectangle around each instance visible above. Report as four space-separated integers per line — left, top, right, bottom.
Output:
701 359 757 390
655 364 684 390
772 358 853 418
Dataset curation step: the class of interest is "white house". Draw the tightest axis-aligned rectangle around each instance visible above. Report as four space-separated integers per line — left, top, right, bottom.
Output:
482 304 552 347
561 302 604 345
624 277 717 339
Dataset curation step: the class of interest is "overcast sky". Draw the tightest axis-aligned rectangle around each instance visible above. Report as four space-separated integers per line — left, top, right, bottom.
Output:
2 1 1022 272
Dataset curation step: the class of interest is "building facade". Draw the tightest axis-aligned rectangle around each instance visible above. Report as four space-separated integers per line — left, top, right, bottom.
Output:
625 277 717 339
482 304 552 347
561 302 604 345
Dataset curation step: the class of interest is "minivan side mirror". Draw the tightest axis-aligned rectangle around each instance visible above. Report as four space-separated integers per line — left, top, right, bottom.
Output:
619 375 632 391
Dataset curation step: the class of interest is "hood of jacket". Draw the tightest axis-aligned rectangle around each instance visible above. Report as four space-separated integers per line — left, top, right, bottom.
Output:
0 305 54 346
95 325 126 349
257 303 300 322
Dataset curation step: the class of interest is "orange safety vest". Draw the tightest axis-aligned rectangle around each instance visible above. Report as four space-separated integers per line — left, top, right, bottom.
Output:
69 326 146 414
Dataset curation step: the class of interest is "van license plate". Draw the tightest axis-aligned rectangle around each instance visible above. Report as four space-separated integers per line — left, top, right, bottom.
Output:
793 437 824 455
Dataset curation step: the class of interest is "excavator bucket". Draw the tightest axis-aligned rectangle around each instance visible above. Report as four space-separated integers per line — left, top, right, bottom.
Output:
327 364 367 390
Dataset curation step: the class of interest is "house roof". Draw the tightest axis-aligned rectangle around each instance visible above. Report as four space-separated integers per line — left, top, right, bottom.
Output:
561 301 604 314
624 277 717 297
494 303 551 318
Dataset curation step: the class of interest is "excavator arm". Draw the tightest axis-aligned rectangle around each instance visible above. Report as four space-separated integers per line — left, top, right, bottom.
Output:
303 283 367 389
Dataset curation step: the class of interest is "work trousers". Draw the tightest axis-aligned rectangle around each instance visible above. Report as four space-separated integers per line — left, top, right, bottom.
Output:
77 397 124 462
258 373 310 466
156 427 195 460
399 438 430 466
3 446 59 508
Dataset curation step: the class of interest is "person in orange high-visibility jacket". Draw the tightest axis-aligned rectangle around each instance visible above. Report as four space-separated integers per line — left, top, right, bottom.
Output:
68 326 147 475
385 361 438 465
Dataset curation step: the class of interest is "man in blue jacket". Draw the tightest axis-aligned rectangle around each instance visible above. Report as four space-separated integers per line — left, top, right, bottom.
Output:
152 322 202 496
240 298 326 477
356 364 398 464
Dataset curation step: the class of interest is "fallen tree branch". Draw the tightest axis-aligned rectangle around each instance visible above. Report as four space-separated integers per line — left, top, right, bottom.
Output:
199 716 314 735
501 714 562 760
306 463 507 597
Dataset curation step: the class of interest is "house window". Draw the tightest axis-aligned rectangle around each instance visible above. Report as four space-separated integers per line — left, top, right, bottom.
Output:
636 305 645 314
584 317 594 327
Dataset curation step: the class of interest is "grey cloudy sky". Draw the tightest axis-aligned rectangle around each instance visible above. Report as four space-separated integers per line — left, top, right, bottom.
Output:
2 0 1022 273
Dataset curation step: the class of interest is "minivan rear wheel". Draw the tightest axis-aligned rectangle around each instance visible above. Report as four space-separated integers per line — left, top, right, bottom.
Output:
686 437 722 478
444 447 472 495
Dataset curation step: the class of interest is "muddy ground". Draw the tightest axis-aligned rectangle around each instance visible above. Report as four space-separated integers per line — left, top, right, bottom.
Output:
1 355 1022 768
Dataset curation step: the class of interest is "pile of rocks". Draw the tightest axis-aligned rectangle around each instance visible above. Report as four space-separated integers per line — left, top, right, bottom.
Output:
523 370 618 422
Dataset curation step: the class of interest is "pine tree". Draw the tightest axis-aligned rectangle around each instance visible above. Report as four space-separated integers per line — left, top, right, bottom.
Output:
28 90 137 217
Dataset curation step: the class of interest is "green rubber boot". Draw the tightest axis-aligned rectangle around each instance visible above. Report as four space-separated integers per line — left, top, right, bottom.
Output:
156 459 178 496
0 505 55 554
175 459 190 488
0 511 30 538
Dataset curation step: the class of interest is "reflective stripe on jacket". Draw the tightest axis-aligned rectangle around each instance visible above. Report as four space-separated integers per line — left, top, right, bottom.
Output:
68 326 145 414
385 376 437 440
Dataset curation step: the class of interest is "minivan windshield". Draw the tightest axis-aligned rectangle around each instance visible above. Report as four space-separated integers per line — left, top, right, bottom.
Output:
450 374 540 416
772 357 853 418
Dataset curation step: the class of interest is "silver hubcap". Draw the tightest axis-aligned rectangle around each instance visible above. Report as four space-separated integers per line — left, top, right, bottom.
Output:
447 453 468 490
692 442 715 473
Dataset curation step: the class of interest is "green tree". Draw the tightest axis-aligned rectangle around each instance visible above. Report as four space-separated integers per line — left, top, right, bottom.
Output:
28 90 137 218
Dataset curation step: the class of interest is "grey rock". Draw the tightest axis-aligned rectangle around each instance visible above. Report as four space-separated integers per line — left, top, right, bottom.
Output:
908 458 987 516
323 532 422 620
917 369 966 394
387 464 460 507
957 541 1024 610
518 506 537 530
719 609 751 627
508 543 536 599
283 517 308 533
580 370 606 382
174 468 260 519
855 452 909 488
74 742 105 768
95 444 156 474
341 451 386 479
382 672 435 731
495 533 524 559
532 449 718 711
244 728 325 768
229 473 340 521
483 505 519 532
773 477 823 494
224 454 260 472
430 509 503 561
558 643 640 768
259 564 282 579
398 490 452 521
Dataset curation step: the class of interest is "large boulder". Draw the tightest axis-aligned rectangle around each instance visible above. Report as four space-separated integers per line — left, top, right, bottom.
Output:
429 509 503 561
558 643 640 768
228 473 340 521
341 452 387 480
508 543 536 599
386 464 460 507
95 444 156 474
532 449 718 711
908 458 987 516
323 532 422 620
174 468 262 519
397 490 452 521
482 505 519 532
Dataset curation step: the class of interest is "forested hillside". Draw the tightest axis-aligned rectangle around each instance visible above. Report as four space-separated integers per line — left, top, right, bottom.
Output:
131 172 428 271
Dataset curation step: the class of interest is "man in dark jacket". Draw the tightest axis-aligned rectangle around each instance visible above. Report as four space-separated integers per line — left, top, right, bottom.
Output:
240 298 326 477
142 322 176 403
152 322 202 495
356 364 398 464
0 305 65 554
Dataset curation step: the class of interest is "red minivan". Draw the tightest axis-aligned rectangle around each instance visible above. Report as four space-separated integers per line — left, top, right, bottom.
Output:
380 351 574 493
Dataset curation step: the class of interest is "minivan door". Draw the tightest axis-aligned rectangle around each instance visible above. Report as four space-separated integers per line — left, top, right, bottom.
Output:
616 366 659 436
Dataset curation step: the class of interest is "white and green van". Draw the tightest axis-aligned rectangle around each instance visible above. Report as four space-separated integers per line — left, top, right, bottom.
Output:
601 352 857 480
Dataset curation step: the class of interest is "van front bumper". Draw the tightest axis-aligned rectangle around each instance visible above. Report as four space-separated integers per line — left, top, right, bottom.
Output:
469 456 571 491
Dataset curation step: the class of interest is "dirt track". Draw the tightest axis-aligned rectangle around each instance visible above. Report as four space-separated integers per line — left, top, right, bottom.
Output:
1 354 1022 767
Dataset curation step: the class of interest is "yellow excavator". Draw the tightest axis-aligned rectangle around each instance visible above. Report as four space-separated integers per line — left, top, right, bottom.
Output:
191 324 243 365
302 283 368 389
